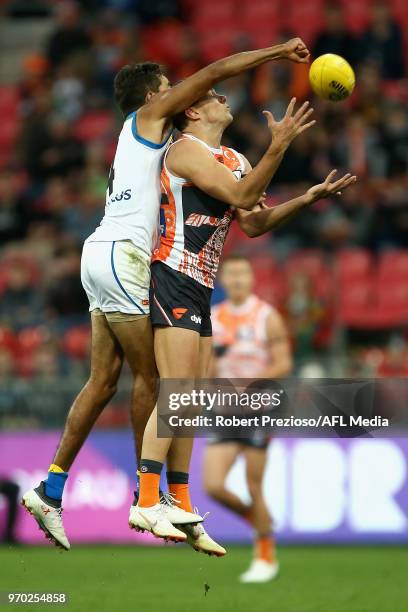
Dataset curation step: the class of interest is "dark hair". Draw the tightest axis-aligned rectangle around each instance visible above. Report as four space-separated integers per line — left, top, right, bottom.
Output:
173 109 189 132
114 62 163 117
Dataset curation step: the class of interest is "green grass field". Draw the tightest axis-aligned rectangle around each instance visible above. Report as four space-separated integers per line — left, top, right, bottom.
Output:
1 544 407 612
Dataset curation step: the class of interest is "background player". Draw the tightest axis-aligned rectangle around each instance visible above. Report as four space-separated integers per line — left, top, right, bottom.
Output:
22 37 312 549
204 254 292 582
134 90 356 552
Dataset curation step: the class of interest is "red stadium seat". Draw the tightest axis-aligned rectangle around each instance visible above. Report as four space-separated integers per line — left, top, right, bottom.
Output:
284 250 325 277
191 0 238 30
341 0 372 34
0 327 19 356
74 111 114 142
197 28 237 61
378 250 408 282
253 266 287 306
0 86 19 119
389 0 408 26
241 0 280 31
338 276 376 325
18 327 46 354
335 248 373 280
63 327 90 360
141 20 184 70
250 27 280 50
284 250 333 298
376 277 408 325
1 256 41 287
284 0 325 43
0 117 19 156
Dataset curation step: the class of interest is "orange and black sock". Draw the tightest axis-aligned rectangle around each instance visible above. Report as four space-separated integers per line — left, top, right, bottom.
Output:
138 460 162 508
255 535 276 564
167 471 193 513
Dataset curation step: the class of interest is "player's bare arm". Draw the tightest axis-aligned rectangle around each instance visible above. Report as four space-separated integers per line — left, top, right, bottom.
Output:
144 38 310 118
257 312 293 378
138 38 310 141
237 169 357 237
166 98 315 210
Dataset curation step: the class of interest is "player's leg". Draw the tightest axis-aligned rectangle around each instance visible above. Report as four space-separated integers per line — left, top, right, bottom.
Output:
107 314 157 470
53 312 124 470
22 312 124 550
165 334 211 511
240 445 279 583
203 442 251 517
130 327 202 541
169 336 226 556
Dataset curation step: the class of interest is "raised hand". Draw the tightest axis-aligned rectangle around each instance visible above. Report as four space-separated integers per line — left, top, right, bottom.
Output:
263 98 316 149
282 38 311 64
306 170 357 203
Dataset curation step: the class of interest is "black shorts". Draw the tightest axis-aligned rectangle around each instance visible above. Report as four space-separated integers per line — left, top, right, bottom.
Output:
150 261 213 337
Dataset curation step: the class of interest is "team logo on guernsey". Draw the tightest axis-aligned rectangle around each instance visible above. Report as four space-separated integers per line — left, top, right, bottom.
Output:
185 213 221 227
172 308 187 319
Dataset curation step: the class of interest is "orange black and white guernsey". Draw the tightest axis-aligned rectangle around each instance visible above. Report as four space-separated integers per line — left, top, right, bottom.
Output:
150 135 246 336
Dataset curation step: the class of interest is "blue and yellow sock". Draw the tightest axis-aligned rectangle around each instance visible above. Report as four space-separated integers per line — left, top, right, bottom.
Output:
44 464 68 501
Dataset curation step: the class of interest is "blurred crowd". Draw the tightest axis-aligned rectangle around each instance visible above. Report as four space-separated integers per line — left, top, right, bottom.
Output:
0 0 407 390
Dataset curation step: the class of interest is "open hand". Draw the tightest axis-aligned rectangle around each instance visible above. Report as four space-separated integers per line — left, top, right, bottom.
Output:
306 170 357 203
263 98 316 149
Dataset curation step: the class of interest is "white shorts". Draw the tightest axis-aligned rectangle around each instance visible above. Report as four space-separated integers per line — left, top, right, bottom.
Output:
81 240 151 315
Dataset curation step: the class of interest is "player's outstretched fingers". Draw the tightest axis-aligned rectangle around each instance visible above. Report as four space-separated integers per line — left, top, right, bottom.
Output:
332 175 357 195
262 110 275 125
325 169 338 185
297 119 316 135
285 97 297 117
294 101 310 121
330 173 352 191
297 107 314 124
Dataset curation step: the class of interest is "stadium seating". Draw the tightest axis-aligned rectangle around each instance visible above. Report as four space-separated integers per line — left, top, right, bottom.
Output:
62 326 90 360
335 248 373 280
74 111 115 143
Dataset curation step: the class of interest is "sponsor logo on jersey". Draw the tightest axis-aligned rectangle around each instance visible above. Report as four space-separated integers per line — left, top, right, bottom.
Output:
185 213 221 227
172 307 187 320
108 189 132 205
159 207 166 236
142 299 149 306
191 314 202 325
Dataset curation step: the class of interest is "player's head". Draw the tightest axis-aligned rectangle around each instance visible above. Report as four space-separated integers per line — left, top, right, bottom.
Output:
114 62 170 117
220 254 254 304
173 89 233 133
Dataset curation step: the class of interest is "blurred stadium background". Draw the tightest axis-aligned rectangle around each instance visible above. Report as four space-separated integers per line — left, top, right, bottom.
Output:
0 1 408 605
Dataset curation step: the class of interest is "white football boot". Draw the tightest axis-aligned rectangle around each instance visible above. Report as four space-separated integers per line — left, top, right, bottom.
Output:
22 485 70 550
160 492 203 525
129 503 187 542
239 559 280 583
178 509 226 557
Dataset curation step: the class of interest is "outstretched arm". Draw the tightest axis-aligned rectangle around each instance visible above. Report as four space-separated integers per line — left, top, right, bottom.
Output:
236 170 358 237
140 38 310 121
166 99 315 210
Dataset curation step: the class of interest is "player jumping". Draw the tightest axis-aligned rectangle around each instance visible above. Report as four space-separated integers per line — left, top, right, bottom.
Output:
133 90 357 554
22 39 314 549
204 254 292 581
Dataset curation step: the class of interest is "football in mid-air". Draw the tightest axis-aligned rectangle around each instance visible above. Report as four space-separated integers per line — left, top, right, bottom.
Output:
309 53 355 101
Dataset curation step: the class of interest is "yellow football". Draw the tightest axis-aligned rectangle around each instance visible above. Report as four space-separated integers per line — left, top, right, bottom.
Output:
309 53 355 101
